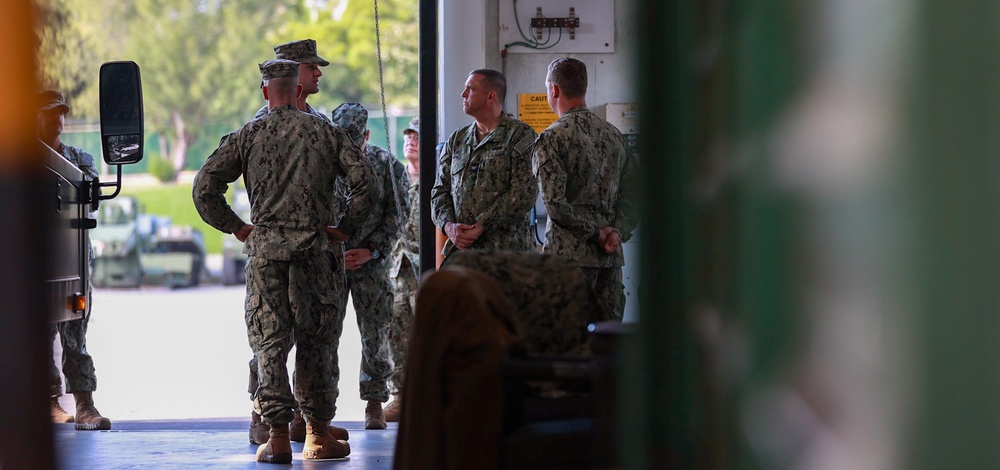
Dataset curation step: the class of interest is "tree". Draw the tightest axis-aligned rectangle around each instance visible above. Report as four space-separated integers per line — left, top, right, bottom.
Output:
122 0 300 179
285 0 418 111
35 0 129 117
34 0 419 179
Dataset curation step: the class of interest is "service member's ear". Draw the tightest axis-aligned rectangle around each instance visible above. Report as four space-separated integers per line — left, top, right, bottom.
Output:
261 83 270 101
295 84 303 100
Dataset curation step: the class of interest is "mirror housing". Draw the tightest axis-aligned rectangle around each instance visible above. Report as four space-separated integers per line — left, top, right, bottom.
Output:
99 61 144 165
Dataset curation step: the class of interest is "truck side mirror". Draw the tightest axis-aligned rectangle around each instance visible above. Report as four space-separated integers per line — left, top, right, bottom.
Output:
99 61 144 165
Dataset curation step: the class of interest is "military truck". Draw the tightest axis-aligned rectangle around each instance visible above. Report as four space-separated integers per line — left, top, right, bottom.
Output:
91 195 207 288
91 196 145 287
141 225 207 288
47 61 144 322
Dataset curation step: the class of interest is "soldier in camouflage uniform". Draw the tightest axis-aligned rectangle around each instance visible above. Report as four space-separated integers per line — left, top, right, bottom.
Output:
244 39 350 446
37 90 112 432
252 39 331 122
330 103 409 430
431 69 538 259
385 117 421 422
193 60 374 463
532 58 639 321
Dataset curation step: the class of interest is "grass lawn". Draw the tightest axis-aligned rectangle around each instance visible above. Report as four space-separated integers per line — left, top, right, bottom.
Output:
120 182 225 254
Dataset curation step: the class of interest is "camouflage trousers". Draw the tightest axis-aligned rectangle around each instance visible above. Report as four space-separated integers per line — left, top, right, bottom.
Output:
581 266 625 322
48 312 97 396
389 266 418 394
246 245 347 407
339 267 395 403
246 254 344 425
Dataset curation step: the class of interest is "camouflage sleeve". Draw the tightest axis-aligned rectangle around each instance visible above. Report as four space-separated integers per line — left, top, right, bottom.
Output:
532 130 596 240
613 138 640 241
473 125 537 232
333 128 377 235
366 157 410 252
192 131 247 234
431 136 458 233
77 151 101 182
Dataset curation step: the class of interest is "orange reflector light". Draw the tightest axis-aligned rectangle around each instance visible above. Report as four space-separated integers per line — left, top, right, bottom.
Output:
70 293 87 312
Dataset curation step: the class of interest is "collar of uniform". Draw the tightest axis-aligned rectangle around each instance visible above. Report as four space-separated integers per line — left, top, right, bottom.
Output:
565 105 589 115
269 104 299 113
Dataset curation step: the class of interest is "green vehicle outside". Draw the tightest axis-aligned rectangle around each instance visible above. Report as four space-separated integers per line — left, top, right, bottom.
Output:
91 195 206 288
91 196 144 288
141 225 206 288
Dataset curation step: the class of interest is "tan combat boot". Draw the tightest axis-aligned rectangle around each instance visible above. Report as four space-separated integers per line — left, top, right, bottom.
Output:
290 409 350 442
255 423 293 464
383 393 402 423
51 397 74 423
364 400 387 430
302 418 350 459
72 392 111 431
249 411 269 445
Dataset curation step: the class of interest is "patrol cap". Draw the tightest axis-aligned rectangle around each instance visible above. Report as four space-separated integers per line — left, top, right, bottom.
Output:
274 39 330 66
403 117 419 136
38 90 70 114
331 102 368 148
259 59 300 80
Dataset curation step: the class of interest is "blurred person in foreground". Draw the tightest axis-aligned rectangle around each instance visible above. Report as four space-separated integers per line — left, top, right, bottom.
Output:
193 59 374 463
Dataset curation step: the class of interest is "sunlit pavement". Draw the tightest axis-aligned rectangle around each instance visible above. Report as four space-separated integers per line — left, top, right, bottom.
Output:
55 285 371 422
52 285 395 468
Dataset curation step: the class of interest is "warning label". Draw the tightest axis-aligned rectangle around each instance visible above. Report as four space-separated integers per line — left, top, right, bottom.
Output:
518 93 559 133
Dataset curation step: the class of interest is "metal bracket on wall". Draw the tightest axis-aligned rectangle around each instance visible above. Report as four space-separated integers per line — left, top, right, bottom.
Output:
530 7 581 40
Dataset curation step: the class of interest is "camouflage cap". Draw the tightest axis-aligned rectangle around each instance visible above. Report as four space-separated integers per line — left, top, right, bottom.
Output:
274 39 330 66
38 90 70 114
331 102 368 148
259 59 300 80
403 117 419 136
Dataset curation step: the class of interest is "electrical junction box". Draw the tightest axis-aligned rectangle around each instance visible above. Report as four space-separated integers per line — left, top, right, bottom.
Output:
596 103 638 134
499 0 615 54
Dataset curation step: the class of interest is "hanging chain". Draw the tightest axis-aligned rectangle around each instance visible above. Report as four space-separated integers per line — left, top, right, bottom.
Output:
374 0 407 225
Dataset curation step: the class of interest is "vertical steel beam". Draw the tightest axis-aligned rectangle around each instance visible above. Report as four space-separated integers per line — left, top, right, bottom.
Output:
418 0 439 275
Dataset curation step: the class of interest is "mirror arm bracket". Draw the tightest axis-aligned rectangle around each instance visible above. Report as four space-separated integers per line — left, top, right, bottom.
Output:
97 165 123 201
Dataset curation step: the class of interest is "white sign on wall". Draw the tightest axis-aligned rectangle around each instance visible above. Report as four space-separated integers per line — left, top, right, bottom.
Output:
498 0 615 54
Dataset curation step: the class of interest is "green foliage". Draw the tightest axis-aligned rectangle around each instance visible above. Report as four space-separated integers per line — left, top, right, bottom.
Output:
35 0 129 117
146 153 177 183
120 183 223 254
284 0 419 111
35 0 419 177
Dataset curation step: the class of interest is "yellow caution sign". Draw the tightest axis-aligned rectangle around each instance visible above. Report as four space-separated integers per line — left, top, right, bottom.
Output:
518 93 559 134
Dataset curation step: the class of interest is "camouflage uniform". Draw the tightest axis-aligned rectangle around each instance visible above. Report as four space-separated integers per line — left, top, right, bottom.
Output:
193 68 374 426
254 103 329 123
389 180 419 393
431 112 538 257
532 105 639 321
331 103 409 403
48 143 100 396
245 101 337 398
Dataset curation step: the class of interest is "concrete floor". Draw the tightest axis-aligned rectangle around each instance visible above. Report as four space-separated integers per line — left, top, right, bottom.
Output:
53 419 396 469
